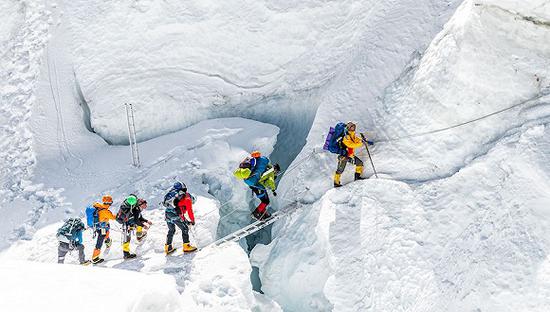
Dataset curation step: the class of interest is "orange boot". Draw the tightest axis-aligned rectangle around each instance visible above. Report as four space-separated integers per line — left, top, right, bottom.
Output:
92 248 104 264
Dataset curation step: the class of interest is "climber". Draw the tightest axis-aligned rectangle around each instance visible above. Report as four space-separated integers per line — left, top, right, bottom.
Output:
332 121 374 187
56 218 91 265
234 151 280 220
87 195 116 264
116 194 152 259
163 181 197 254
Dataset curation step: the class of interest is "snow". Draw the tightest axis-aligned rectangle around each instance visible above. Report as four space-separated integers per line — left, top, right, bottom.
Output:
255 123 550 312
62 0 372 144
255 0 550 311
0 0 23 44
2 0 550 311
0 116 278 247
0 260 183 312
1 197 281 311
0 0 52 204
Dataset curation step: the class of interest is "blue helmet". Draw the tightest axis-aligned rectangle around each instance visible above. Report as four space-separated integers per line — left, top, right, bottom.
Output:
173 181 187 192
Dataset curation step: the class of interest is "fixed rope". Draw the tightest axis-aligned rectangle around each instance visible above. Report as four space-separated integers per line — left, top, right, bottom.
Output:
377 91 549 143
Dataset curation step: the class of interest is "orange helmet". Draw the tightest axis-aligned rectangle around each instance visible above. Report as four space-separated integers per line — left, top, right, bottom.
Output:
251 151 261 158
102 195 113 205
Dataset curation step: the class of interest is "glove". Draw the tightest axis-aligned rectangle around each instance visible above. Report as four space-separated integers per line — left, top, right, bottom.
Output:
367 140 374 146
272 191 277 197
348 157 355 165
190 221 195 226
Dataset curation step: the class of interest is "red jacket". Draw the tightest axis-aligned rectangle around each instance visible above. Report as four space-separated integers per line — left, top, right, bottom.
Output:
175 194 195 223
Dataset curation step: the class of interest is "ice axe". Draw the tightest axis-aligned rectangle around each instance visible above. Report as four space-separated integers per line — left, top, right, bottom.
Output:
360 133 378 179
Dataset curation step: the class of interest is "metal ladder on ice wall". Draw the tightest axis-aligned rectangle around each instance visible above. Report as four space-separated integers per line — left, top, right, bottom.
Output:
200 203 300 249
125 103 141 167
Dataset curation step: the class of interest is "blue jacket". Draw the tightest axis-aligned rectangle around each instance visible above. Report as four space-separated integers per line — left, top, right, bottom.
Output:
244 156 270 189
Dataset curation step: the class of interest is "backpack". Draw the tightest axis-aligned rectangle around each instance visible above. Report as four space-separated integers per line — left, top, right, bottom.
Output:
85 206 99 228
163 189 178 208
323 122 347 155
116 206 132 224
239 157 252 169
56 218 85 243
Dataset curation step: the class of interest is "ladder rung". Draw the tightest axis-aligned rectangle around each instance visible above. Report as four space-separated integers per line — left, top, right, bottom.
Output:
202 204 299 249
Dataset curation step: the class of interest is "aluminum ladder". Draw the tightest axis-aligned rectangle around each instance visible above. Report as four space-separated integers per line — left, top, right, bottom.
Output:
200 203 299 249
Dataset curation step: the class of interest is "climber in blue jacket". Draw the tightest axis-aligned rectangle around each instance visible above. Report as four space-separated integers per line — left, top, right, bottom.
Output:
234 151 276 220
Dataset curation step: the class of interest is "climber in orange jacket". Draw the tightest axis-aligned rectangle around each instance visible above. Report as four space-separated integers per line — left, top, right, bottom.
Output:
91 195 116 264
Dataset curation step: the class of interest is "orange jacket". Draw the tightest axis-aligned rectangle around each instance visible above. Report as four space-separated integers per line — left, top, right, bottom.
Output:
93 202 116 223
342 131 363 156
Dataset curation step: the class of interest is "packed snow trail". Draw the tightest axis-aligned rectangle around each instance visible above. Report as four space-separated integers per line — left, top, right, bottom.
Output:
0 200 282 311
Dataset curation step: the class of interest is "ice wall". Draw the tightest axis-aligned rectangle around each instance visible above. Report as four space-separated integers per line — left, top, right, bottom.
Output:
257 0 550 311
63 0 376 147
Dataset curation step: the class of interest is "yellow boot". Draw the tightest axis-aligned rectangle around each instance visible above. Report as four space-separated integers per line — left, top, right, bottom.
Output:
122 242 136 259
183 243 197 253
355 166 365 181
334 173 342 188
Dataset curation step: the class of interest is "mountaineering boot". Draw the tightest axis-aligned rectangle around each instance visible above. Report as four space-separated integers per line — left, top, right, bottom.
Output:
252 210 262 220
183 243 197 253
164 244 176 255
136 229 147 242
80 260 92 266
260 210 272 220
334 173 342 188
354 166 365 181
123 251 137 259
92 249 104 264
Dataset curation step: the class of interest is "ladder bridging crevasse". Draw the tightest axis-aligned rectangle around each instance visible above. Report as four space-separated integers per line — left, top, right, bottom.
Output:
200 203 300 249
125 103 141 167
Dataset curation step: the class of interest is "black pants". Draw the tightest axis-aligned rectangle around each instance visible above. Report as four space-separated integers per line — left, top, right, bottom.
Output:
166 218 189 245
336 155 363 174
251 187 270 205
95 228 111 250
58 242 85 264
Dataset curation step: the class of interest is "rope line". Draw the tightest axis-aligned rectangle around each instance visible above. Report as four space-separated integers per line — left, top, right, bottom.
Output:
377 91 549 143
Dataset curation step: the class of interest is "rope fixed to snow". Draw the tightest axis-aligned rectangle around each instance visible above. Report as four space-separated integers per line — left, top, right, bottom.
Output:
376 91 549 143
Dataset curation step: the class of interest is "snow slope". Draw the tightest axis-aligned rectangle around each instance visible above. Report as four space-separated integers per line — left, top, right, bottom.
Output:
0 116 278 248
256 0 550 311
256 124 550 312
0 260 183 312
2 0 550 311
1 200 281 311
0 0 52 203
1 113 281 310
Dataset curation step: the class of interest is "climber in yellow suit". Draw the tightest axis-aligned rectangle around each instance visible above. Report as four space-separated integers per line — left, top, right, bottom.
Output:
334 121 371 187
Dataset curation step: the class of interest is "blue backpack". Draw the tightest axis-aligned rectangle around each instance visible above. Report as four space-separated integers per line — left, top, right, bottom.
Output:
163 189 178 208
323 122 347 155
85 206 98 228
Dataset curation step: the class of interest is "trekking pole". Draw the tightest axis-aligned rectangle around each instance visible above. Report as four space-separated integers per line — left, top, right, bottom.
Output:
360 133 378 179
